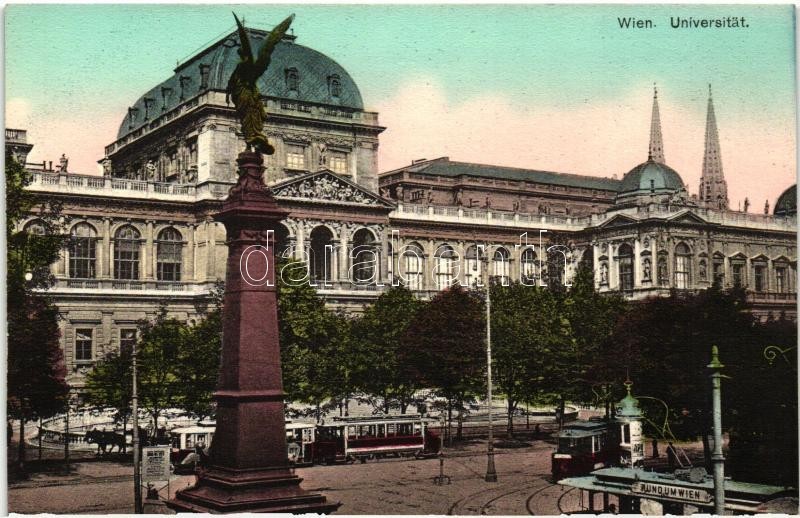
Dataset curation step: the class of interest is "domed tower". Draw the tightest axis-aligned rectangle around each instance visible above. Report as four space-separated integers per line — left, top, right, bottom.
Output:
103 23 384 191
774 184 797 218
615 87 688 207
617 381 644 468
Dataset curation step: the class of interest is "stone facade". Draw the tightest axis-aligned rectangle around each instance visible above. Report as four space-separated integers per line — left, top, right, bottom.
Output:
11 27 797 393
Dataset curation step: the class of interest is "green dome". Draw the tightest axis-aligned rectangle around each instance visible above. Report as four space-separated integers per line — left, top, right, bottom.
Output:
118 28 364 140
774 184 796 217
617 159 685 199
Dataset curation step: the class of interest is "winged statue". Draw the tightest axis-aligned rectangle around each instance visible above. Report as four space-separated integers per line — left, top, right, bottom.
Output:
227 13 294 155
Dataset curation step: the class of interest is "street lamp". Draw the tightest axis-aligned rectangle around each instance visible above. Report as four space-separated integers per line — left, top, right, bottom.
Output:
473 243 497 483
708 346 726 515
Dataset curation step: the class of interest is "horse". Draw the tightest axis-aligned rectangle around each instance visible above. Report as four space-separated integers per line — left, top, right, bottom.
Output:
85 429 126 455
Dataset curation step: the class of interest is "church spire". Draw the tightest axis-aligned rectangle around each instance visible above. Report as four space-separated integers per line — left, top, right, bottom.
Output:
700 84 729 210
648 84 665 163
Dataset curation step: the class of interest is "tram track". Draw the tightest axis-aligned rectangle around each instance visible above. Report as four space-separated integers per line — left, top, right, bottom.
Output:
524 481 560 515
557 487 578 514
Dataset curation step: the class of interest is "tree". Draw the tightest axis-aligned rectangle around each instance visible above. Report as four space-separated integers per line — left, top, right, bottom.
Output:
491 281 572 436
175 309 222 420
276 259 344 420
85 347 133 450
6 151 69 471
351 286 424 413
404 287 485 440
135 306 186 430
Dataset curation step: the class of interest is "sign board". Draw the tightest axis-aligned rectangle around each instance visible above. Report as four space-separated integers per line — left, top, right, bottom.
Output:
632 481 712 504
142 446 172 482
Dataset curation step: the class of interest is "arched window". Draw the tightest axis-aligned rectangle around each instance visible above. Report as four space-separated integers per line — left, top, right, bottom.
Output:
464 245 482 288
69 223 97 279
328 74 341 98
114 226 141 280
617 243 634 291
24 220 46 235
274 224 292 260
492 247 510 286
521 247 537 284
674 243 691 289
434 244 457 290
309 226 334 283
352 228 378 284
403 242 424 290
156 228 183 282
285 67 299 92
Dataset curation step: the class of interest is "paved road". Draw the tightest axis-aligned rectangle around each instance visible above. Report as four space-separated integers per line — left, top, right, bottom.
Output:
8 439 587 515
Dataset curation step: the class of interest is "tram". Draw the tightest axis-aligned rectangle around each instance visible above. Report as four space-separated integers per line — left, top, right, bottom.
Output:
314 415 441 465
551 418 621 481
285 422 316 466
170 424 215 473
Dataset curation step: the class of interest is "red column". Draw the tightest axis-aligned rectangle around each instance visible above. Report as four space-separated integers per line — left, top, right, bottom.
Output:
167 152 339 514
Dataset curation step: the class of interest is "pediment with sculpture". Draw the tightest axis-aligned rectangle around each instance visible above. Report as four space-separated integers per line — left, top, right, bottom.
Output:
271 170 394 208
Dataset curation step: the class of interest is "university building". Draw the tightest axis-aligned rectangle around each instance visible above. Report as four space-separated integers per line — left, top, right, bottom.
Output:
10 24 797 392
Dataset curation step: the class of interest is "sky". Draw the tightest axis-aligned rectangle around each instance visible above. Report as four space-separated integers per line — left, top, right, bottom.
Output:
5 4 797 209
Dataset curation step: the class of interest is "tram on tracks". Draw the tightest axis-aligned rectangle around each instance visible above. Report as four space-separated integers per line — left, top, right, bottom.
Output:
314 414 441 465
169 414 440 471
552 418 621 481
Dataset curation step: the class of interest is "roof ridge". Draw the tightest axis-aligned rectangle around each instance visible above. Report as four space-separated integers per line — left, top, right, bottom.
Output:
443 159 618 183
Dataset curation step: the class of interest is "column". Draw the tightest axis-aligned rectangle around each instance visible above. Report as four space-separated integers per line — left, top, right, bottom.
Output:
185 224 196 281
337 225 350 285
592 243 600 290
102 218 114 279
294 221 305 261
379 226 390 285
206 219 217 281
145 220 155 280
633 239 642 287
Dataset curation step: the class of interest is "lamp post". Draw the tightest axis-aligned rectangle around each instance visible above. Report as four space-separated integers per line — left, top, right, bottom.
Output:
132 338 142 514
476 243 497 483
708 346 726 515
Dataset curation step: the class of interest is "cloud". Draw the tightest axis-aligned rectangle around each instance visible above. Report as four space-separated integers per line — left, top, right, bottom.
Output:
375 79 795 210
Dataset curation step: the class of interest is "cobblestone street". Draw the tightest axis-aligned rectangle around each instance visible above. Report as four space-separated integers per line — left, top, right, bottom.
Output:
8 439 586 515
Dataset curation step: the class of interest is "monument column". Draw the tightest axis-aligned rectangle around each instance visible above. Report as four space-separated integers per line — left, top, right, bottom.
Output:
167 152 339 514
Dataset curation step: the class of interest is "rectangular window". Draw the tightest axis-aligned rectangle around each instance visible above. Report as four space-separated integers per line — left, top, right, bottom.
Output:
732 263 744 287
776 267 786 293
286 145 305 170
69 238 96 279
754 265 766 292
120 328 137 354
157 241 182 282
329 154 347 175
75 329 93 361
675 256 690 289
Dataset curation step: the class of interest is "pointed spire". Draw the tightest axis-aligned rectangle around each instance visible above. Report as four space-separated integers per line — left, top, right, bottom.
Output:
648 83 665 163
700 84 729 210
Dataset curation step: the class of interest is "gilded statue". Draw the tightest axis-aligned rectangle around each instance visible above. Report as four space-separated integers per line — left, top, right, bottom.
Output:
227 13 294 155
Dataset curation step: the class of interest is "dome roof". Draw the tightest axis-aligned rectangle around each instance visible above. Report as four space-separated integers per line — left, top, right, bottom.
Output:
117 28 364 140
774 184 796 217
617 159 685 198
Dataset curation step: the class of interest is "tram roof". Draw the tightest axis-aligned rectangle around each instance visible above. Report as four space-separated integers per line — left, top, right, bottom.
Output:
169 425 216 434
321 414 433 427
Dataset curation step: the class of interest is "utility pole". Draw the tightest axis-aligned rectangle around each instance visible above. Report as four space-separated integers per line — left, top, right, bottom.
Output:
64 396 70 472
482 244 497 483
708 345 725 515
132 340 142 514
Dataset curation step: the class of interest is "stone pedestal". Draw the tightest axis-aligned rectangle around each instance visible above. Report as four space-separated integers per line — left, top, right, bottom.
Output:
167 152 340 514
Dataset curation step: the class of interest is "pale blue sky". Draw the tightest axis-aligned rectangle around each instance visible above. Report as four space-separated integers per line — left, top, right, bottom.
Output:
4 4 797 206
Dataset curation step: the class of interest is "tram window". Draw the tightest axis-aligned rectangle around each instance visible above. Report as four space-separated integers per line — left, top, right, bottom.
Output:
398 423 411 436
558 437 592 455
347 426 357 439
387 424 395 436
171 436 180 449
377 425 386 438
186 435 194 449
303 428 313 442
414 423 421 435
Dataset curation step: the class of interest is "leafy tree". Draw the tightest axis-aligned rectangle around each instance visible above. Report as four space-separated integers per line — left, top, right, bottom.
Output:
135 306 186 430
351 286 424 413
276 259 343 419
491 281 573 436
85 347 133 450
6 152 69 470
404 287 485 440
175 309 222 420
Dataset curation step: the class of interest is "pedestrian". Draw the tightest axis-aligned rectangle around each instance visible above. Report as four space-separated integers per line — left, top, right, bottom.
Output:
608 503 617 514
667 441 676 469
652 438 659 458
